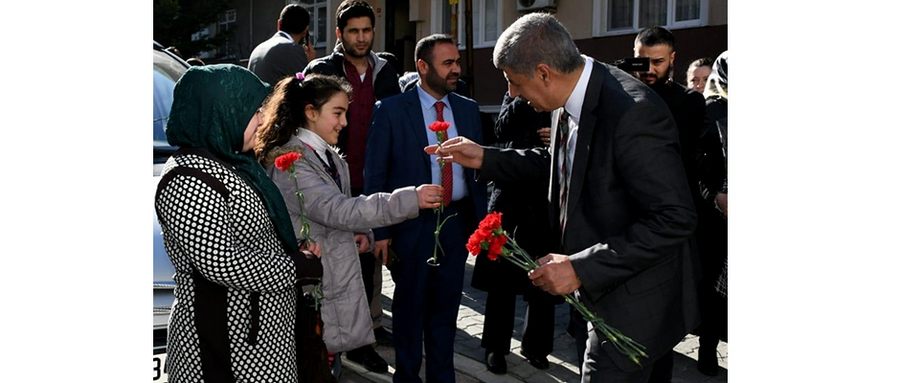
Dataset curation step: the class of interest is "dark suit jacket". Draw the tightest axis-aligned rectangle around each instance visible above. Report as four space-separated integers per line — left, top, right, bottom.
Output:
650 81 706 203
471 93 554 295
480 60 699 370
247 32 309 86
363 88 488 257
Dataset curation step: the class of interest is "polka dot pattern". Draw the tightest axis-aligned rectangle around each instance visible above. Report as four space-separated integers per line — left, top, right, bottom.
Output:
156 153 301 383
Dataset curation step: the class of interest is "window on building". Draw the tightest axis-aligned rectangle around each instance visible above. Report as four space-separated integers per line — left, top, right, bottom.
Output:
432 0 500 49
459 0 500 48
218 9 237 58
431 0 453 35
294 0 328 48
191 27 211 42
596 0 705 36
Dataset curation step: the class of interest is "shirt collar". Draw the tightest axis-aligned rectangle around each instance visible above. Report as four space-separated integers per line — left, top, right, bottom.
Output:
296 127 330 159
416 84 450 111
563 55 593 126
276 30 293 42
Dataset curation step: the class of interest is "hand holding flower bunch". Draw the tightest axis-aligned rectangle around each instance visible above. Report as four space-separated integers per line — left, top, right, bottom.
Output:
467 212 648 366
426 120 456 266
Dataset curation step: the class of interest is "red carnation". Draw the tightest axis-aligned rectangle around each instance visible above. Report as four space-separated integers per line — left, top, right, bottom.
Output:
478 212 503 233
467 212 504 258
464 209 648 365
466 233 484 256
486 235 507 261
428 121 450 133
274 151 302 172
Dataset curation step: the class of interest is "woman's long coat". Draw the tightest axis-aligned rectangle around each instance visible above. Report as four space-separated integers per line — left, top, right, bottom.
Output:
265 135 421 352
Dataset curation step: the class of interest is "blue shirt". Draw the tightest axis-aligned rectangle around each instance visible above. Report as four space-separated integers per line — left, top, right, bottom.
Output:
416 85 468 201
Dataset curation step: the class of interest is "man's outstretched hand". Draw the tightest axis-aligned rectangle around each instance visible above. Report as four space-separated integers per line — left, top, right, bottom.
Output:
424 136 485 170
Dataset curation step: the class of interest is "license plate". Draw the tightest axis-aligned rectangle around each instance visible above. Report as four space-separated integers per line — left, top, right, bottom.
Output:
153 353 168 382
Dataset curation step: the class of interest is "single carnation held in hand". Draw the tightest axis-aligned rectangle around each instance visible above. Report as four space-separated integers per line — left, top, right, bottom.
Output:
274 151 302 172
428 121 450 133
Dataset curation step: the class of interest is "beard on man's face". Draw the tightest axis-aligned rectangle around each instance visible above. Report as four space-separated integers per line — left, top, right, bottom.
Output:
640 65 672 86
340 36 371 58
424 63 459 95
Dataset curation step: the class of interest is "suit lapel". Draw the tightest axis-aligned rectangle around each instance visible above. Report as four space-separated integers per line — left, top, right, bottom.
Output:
403 89 431 170
447 93 470 137
566 61 604 225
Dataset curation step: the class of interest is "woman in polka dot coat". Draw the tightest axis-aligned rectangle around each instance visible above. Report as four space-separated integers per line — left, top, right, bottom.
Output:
256 75 444 356
156 65 325 383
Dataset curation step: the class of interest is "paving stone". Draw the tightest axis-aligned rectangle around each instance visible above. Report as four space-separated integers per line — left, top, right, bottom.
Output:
340 259 728 382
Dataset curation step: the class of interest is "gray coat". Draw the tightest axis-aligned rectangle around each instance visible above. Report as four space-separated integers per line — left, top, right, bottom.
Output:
265 134 420 352
248 31 309 86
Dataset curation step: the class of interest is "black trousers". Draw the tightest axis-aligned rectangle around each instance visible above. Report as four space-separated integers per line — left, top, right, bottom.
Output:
481 289 555 357
571 311 674 383
582 347 672 383
359 250 376 305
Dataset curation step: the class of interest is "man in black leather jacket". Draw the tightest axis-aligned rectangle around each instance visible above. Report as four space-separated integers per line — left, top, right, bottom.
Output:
632 26 711 380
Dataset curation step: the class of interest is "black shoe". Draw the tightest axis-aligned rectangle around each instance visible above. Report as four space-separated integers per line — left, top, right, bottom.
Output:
346 345 389 374
373 327 393 347
484 351 507 374
697 346 719 376
521 349 550 370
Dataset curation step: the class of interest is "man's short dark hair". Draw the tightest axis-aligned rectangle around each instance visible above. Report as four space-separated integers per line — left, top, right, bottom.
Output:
415 34 455 65
278 4 311 35
336 0 375 31
635 26 675 48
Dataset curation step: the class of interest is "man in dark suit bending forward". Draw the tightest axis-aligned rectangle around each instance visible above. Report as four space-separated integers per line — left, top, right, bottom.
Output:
429 13 699 383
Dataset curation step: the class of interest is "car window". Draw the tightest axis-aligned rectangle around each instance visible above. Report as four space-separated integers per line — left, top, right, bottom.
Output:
153 50 188 153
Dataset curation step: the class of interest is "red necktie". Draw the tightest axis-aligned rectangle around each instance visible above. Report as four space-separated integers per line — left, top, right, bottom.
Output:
435 101 453 206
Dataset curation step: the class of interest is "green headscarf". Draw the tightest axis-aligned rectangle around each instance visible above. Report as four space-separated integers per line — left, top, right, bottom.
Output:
166 64 298 253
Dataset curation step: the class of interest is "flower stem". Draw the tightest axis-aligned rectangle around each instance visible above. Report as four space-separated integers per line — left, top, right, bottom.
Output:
499 231 647 365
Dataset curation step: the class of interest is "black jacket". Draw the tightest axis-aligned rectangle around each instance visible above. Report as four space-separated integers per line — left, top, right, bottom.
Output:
471 93 555 296
303 48 401 151
480 61 699 371
698 96 727 201
648 80 706 202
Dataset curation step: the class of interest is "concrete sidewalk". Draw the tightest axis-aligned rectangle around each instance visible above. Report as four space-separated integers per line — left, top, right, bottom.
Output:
339 257 728 383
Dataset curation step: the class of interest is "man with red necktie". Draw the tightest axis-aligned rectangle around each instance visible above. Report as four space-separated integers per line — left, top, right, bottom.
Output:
364 34 487 383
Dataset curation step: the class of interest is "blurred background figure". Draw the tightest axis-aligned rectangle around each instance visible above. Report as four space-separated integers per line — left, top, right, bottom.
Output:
630 26 707 382
398 71 419 93
376 51 402 77
472 92 558 375
696 50 728 377
686 57 713 93
248 4 316 86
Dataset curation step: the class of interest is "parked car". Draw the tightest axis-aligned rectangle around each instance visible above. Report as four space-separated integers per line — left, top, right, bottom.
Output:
153 42 187 363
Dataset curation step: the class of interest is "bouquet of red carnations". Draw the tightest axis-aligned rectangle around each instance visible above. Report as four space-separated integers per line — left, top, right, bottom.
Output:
466 212 648 365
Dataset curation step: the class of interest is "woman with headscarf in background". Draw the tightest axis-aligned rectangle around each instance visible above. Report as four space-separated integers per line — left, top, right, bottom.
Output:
155 64 330 383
